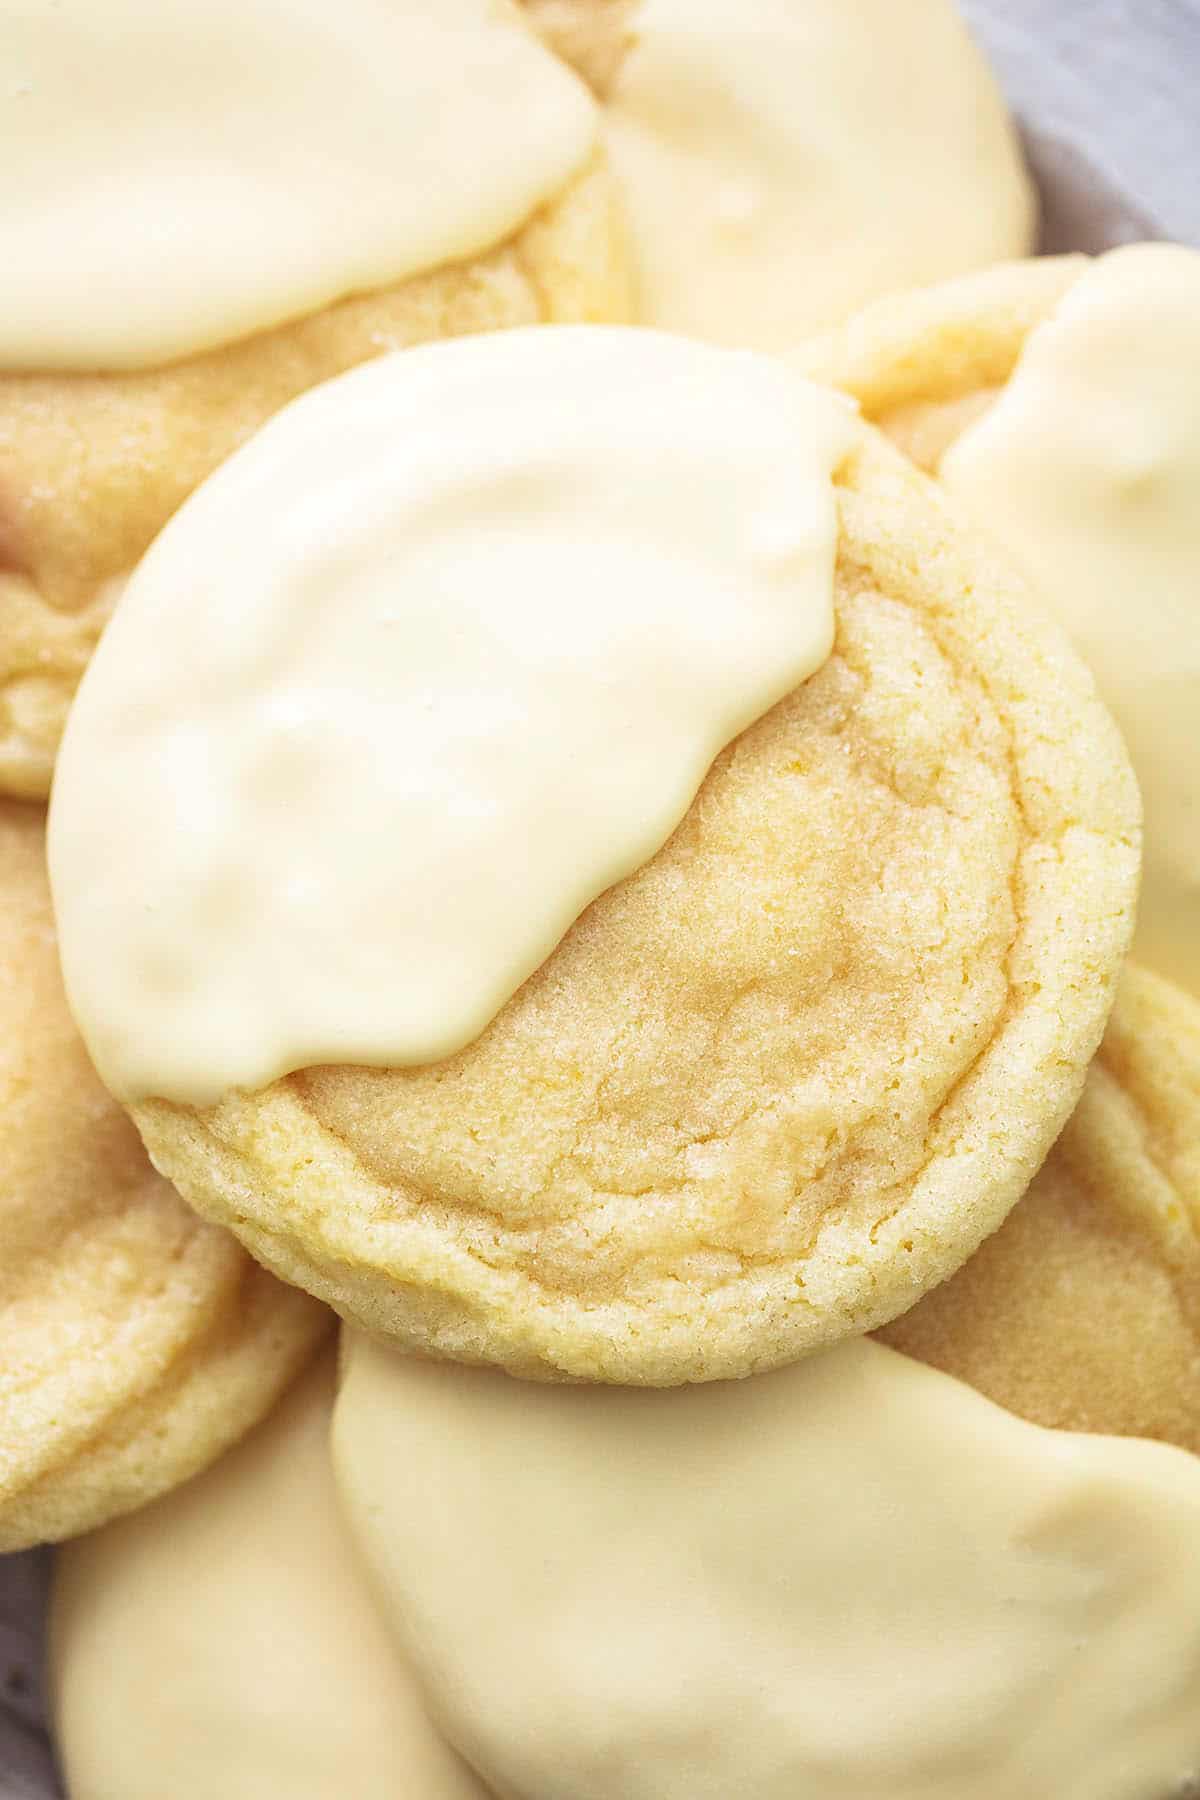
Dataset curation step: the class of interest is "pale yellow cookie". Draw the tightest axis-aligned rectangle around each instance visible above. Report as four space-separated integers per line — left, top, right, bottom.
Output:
523 0 637 96
0 801 329 1551
130 426 1139 1385
51 1355 488 1800
595 0 1034 351
0 142 628 798
796 247 1200 999
880 963 1200 1456
528 0 1032 354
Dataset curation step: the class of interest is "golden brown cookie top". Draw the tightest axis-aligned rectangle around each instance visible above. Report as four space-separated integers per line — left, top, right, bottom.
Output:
128 423 1138 1383
0 801 328 1550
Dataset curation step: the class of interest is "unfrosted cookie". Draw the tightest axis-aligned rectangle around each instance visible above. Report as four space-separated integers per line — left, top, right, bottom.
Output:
0 18 628 801
51 1356 487 1800
880 964 1200 1455
594 0 1033 349
0 801 328 1551
130 425 1139 1384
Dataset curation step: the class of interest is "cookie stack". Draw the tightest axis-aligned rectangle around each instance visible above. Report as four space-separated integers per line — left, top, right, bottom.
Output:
2 3 1198 1797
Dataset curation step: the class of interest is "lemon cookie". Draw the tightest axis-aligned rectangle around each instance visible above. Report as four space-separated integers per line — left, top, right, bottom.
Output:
793 255 1088 470
0 0 628 799
797 245 1200 995
599 0 1034 348
333 1331 1200 1800
50 329 1139 1386
0 801 328 1552
51 1355 487 1800
880 963 1200 1455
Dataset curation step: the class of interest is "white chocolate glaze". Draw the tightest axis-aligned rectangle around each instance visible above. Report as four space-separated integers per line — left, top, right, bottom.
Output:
51 1357 489 1800
335 1332 1200 1800
1 0 596 371
603 0 1034 350
49 327 856 1105
942 244 1200 999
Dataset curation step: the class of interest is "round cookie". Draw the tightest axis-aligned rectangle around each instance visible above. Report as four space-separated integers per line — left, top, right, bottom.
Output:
332 1331 1200 1800
880 963 1200 1456
124 421 1140 1385
796 245 1200 998
0 801 328 1552
0 22 628 800
597 0 1034 349
51 1355 488 1800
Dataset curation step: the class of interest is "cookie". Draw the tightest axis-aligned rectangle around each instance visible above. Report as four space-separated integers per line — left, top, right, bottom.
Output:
880 963 1200 1454
0 3 628 800
0 801 328 1552
796 245 1200 995
331 1329 1200 1800
793 255 1088 471
101 403 1138 1384
50 1355 487 1800
598 0 1034 348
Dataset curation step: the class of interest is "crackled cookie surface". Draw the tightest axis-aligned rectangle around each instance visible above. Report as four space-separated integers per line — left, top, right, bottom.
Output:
797 246 1200 997
881 963 1200 1455
0 802 328 1551
49 326 1141 1385
0 0 627 798
51 1357 487 1800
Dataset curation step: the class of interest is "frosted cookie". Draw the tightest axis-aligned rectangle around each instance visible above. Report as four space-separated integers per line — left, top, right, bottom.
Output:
796 245 1200 994
333 1330 1200 1800
0 801 328 1553
0 0 628 798
880 963 1200 1455
50 328 1139 1386
51 1355 488 1800
599 0 1034 348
